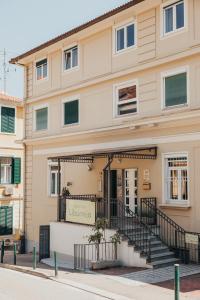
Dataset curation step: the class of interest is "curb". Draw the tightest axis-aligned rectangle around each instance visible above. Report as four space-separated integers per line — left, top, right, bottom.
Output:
0 263 50 280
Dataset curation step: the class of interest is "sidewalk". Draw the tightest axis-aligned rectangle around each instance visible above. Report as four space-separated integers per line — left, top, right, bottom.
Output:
1 252 200 300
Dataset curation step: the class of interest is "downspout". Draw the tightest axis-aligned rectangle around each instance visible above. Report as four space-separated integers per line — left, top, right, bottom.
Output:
57 158 61 222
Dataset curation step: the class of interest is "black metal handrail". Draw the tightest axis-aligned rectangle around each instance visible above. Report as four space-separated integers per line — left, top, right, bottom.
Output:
97 198 157 262
141 198 200 263
74 242 116 270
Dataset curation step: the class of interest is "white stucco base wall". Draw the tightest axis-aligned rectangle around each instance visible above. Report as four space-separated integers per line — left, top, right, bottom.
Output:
50 222 150 268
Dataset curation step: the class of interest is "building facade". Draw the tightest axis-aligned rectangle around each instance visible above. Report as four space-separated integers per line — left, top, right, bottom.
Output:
11 0 200 266
0 92 24 238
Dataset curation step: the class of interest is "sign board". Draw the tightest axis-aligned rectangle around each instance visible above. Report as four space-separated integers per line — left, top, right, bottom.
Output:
185 233 199 245
66 199 95 225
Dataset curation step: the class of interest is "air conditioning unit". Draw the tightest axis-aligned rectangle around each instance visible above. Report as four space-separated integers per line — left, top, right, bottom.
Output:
3 186 14 196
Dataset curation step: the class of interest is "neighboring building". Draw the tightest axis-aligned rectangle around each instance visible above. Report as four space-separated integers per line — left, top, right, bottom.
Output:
10 0 200 267
0 92 23 238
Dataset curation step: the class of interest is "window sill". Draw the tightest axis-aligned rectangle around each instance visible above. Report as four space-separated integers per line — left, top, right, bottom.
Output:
0 132 16 136
159 203 191 210
162 104 189 112
160 27 187 40
62 66 79 75
114 45 137 56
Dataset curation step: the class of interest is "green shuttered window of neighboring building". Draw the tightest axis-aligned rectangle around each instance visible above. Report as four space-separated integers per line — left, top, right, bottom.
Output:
165 72 187 107
0 207 13 235
1 106 15 133
36 107 48 131
64 100 79 125
11 157 21 184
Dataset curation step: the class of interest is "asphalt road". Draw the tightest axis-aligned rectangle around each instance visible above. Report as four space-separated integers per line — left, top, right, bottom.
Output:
0 268 111 300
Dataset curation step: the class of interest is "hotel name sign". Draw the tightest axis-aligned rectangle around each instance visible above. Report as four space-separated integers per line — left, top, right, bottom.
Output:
185 233 199 245
66 199 96 225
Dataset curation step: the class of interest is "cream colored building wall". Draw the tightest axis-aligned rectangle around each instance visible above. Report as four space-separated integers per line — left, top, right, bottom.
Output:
24 0 200 100
22 0 200 248
25 54 200 140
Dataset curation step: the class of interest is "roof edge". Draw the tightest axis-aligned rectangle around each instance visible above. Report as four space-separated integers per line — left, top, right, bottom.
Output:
10 0 144 65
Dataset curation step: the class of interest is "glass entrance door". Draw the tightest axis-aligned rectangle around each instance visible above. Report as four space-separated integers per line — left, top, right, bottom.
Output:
124 169 138 214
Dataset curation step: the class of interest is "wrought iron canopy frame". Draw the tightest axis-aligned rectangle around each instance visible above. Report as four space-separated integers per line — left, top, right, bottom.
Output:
48 146 157 163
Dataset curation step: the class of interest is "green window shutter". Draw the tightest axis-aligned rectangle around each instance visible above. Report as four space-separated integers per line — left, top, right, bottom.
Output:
36 107 48 131
64 100 79 125
165 72 187 107
1 107 15 133
11 157 21 184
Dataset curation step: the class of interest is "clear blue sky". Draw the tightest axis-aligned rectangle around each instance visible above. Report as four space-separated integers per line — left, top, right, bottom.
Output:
0 0 128 98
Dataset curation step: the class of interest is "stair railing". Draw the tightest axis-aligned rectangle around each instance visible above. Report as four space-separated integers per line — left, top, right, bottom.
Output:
140 198 200 264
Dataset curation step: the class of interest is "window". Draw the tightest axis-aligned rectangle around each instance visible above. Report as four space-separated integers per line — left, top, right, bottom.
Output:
64 100 79 125
0 157 21 185
115 22 136 53
35 106 48 131
164 154 188 203
163 1 185 35
163 70 187 108
0 106 15 133
36 59 48 80
115 82 138 117
50 165 58 196
63 46 78 71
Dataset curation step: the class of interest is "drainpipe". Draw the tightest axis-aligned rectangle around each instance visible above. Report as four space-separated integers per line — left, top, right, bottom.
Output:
103 155 113 228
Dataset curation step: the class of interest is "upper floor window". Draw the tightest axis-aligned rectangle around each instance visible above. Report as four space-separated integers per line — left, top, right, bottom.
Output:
115 22 136 53
114 81 138 117
63 46 78 71
35 106 48 131
63 99 79 125
0 157 21 185
0 106 15 134
164 154 188 203
162 68 188 109
163 1 185 35
36 59 48 81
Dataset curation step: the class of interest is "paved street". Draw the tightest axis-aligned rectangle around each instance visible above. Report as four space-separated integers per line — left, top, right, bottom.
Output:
0 268 115 300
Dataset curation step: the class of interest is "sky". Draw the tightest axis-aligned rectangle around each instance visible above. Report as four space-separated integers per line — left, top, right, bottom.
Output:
0 0 128 98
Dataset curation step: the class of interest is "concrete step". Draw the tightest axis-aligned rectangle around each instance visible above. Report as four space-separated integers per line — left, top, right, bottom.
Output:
149 257 180 269
141 244 169 254
150 251 175 262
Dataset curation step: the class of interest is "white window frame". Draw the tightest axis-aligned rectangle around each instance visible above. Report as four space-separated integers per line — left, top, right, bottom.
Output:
35 57 48 82
161 0 187 38
0 105 16 135
113 19 137 55
162 152 189 206
61 96 80 128
113 80 138 119
62 44 79 73
47 162 59 197
0 163 12 185
161 66 189 110
33 103 49 132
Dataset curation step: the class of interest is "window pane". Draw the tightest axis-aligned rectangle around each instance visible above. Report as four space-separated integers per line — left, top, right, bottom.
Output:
64 100 79 125
37 66 42 80
117 28 125 51
43 63 48 78
176 2 184 29
165 72 187 107
170 170 178 200
127 24 135 47
36 107 48 131
181 169 188 200
51 173 56 195
118 85 136 102
165 7 173 33
72 47 78 67
65 51 71 69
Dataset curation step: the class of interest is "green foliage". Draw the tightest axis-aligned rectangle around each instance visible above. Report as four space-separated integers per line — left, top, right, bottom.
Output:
110 232 121 245
88 218 108 244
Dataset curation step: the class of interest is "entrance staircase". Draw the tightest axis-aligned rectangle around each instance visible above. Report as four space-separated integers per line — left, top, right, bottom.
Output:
108 198 200 268
119 222 179 268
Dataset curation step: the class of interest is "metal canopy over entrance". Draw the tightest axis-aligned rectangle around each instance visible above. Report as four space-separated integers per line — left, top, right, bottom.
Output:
48 146 157 163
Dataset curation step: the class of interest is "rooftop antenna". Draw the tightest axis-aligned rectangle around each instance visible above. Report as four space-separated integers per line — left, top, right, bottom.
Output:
0 49 17 93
